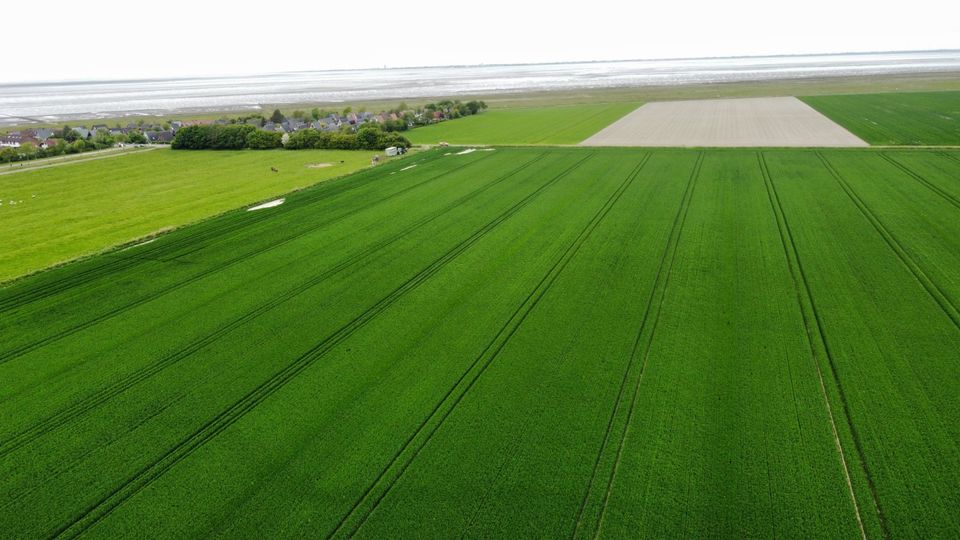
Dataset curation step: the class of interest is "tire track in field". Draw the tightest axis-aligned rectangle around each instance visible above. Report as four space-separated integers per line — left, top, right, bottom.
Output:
532 105 629 145
326 152 651 539
0 150 453 311
0 153 551 460
0 154 493 365
877 153 960 211
816 152 960 331
0 150 458 311
758 152 876 540
45 153 587 540
573 152 703 540
938 151 960 165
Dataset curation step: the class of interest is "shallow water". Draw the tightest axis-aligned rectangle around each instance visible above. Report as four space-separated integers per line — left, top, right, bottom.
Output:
1 50 958 126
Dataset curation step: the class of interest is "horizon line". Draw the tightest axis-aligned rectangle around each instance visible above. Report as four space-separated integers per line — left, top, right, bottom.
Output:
2 48 958 88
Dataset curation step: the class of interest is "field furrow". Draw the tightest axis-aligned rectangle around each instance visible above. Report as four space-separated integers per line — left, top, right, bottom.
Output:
597 151 865 538
764 150 960 538
1 145 958 538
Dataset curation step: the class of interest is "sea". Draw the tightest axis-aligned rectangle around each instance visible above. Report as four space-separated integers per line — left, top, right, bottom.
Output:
1 50 958 127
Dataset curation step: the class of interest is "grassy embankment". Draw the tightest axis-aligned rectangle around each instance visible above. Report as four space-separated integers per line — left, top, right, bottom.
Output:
0 148 396 282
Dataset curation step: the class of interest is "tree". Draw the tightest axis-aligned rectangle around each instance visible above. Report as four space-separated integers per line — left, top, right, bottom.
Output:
342 106 352 115
62 126 79 142
245 129 283 149
93 130 115 149
19 142 37 156
291 110 305 119
310 108 321 120
270 109 285 124
0 148 16 163
127 131 147 144
356 124 381 149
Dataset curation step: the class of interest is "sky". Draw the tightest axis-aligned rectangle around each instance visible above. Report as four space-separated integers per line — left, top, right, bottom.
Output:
3 0 958 83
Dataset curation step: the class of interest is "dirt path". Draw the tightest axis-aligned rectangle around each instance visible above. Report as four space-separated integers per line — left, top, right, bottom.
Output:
0 146 162 176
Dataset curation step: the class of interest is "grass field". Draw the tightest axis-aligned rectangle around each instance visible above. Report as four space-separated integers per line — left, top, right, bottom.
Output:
404 103 638 145
1 146 958 538
0 148 390 283
802 91 960 145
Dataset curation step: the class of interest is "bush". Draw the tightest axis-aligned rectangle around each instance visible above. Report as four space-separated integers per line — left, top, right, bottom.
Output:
246 129 283 149
172 125 257 150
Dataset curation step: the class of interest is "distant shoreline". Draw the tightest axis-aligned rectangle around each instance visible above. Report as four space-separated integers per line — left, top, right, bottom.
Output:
2 56 959 130
3 48 958 87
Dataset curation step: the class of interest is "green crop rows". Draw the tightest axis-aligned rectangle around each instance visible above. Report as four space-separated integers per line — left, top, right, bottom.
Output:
802 91 960 146
0 148 385 284
1 146 959 538
404 103 639 145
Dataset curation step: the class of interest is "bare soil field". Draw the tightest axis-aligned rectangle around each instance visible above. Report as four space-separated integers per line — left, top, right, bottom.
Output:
580 96 869 147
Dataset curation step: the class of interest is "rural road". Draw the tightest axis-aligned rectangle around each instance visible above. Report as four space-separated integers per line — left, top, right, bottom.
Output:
0 146 162 176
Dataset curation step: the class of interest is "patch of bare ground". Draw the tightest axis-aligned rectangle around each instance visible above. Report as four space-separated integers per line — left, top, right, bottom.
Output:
580 97 869 147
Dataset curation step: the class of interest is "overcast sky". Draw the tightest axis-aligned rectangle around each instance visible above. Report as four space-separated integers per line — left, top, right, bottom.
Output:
3 0 957 83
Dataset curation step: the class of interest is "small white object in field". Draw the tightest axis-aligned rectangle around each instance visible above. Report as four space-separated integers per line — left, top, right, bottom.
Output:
456 148 476 155
400 165 416 171
247 198 285 211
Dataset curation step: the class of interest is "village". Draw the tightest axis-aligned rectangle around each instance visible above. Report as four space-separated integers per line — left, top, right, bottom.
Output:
0 100 487 162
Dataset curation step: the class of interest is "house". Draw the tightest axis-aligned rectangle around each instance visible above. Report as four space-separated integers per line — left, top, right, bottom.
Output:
91 124 109 133
0 136 20 148
181 120 213 127
145 131 174 143
346 112 358 125
262 122 277 132
72 127 92 139
109 128 127 137
41 139 59 150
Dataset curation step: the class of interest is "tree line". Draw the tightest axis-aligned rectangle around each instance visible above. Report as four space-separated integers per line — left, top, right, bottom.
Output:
171 123 411 151
0 126 148 164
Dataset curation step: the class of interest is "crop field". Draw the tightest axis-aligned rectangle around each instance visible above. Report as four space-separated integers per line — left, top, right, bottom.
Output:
0 148 386 283
404 103 638 145
1 146 959 538
802 91 960 145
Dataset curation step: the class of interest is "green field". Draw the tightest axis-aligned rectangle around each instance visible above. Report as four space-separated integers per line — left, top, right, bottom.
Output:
404 103 638 145
1 146 958 538
802 91 960 145
0 148 389 283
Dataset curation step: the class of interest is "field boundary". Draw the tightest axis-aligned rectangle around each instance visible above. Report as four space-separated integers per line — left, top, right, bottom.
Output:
0 152 493 365
878 153 960 210
0 148 440 292
816 152 960 330
0 153 553 462
324 152 650 537
759 152 877 539
0 146 161 177
573 152 703 539
46 153 589 540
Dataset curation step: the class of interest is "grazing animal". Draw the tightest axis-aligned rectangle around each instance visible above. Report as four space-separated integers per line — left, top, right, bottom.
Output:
270 167 278 173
